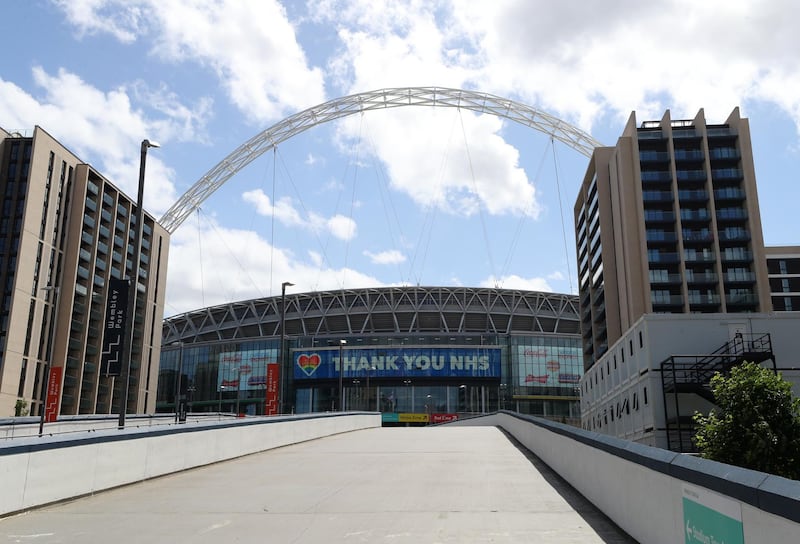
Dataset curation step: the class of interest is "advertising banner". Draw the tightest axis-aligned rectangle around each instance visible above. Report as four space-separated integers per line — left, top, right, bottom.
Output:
517 345 582 387
430 413 458 424
217 350 278 391
44 366 62 423
265 363 279 415
100 278 129 376
293 347 501 380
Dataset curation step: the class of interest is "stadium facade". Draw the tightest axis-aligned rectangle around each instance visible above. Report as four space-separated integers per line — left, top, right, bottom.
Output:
158 286 584 424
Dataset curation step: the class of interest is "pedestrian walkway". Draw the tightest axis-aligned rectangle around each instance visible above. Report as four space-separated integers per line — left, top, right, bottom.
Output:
1 426 635 543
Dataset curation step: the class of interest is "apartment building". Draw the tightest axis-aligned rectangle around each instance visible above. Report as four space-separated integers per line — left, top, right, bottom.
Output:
0 126 169 418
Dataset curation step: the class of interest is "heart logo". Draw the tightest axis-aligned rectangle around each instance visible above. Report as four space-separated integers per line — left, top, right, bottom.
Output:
298 354 322 376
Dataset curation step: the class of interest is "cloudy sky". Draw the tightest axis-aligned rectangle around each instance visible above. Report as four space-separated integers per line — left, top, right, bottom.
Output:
3 0 800 316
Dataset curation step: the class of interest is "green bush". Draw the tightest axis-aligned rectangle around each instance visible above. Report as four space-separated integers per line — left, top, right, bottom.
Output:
693 361 800 479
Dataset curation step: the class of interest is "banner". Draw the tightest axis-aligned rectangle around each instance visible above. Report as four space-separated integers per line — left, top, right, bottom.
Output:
44 366 62 423
265 363 279 415
100 279 129 376
217 350 278 391
517 344 583 387
293 347 502 380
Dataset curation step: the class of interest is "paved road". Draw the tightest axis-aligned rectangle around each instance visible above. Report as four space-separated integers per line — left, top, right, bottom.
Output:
1 427 635 543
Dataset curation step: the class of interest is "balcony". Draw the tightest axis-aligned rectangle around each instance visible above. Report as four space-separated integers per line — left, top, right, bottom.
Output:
726 293 758 307
686 272 718 284
716 208 748 222
676 170 707 182
672 129 699 139
682 230 714 244
714 188 745 201
725 271 755 283
674 149 704 162
684 252 716 264
642 190 673 203
680 209 711 223
721 250 753 263
640 151 670 163
646 231 678 244
718 231 750 244
644 210 676 223
638 130 663 140
652 294 684 307
649 272 682 285
712 168 743 181
649 252 680 264
709 147 740 161
707 127 734 138
688 293 721 306
677 189 709 203
640 170 672 183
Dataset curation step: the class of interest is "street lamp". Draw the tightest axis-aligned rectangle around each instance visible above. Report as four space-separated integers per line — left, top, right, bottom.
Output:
172 341 184 423
338 339 346 411
118 138 159 429
279 281 294 414
366 365 376 411
38 285 59 436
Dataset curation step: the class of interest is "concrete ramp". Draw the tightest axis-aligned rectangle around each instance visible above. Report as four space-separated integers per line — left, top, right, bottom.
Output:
1 427 634 543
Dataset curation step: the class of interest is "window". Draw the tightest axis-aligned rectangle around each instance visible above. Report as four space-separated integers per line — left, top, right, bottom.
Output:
639 331 643 348
629 340 633 356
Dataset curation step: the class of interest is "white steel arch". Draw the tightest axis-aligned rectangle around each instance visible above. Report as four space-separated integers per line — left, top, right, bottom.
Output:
159 86 603 233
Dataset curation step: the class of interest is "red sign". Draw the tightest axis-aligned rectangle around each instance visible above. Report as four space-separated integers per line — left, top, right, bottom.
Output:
431 413 458 424
265 363 279 415
45 366 62 423
546 360 560 372
524 374 549 384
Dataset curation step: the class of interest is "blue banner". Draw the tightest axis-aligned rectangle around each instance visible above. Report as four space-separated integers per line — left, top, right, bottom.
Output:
293 347 501 380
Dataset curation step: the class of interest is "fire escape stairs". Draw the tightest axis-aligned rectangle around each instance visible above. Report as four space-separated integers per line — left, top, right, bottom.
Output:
659 333 775 452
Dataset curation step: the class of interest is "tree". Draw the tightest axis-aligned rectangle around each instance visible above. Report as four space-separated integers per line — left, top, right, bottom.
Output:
693 361 800 479
14 399 28 417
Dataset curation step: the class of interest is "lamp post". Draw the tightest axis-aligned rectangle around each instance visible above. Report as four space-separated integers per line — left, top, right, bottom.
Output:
218 385 226 414
338 339 346 411
39 285 59 436
118 138 159 429
172 341 184 423
366 365 376 411
279 281 294 414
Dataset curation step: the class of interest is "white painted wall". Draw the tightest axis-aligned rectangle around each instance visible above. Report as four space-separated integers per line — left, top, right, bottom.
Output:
0 413 380 517
450 412 800 544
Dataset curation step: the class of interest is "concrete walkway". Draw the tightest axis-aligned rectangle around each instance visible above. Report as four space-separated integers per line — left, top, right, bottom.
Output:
1 427 635 543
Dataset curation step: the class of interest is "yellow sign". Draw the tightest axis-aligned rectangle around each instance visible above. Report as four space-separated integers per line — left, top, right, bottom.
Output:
398 413 430 423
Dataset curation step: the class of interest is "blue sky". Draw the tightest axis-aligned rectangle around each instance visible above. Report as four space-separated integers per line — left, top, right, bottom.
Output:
2 1 799 316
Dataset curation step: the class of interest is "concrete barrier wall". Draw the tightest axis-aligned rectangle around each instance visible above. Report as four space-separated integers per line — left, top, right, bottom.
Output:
0 412 380 517
450 412 800 544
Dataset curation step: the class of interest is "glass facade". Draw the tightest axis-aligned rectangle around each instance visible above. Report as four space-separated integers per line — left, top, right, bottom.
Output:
157 332 582 425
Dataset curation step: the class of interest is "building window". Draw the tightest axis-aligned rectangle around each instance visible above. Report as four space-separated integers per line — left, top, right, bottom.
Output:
779 260 788 275
785 297 793 312
639 331 643 348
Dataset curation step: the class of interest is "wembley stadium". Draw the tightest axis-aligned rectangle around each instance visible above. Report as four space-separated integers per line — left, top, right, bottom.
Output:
158 286 583 425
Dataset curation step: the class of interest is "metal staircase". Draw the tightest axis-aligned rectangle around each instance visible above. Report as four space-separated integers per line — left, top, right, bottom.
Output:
660 333 775 452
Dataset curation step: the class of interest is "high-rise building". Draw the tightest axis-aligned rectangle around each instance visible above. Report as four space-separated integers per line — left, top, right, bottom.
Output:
574 109 800 451
0 126 169 418
574 108 772 371
766 246 800 312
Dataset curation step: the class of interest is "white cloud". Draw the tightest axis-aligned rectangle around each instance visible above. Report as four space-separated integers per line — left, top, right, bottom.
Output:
336 108 540 218
165 218 383 316
364 249 406 265
326 214 358 241
242 189 357 241
55 0 326 123
0 67 202 215
480 274 553 293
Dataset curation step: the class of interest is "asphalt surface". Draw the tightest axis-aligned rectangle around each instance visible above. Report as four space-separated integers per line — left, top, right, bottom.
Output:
1 426 636 543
